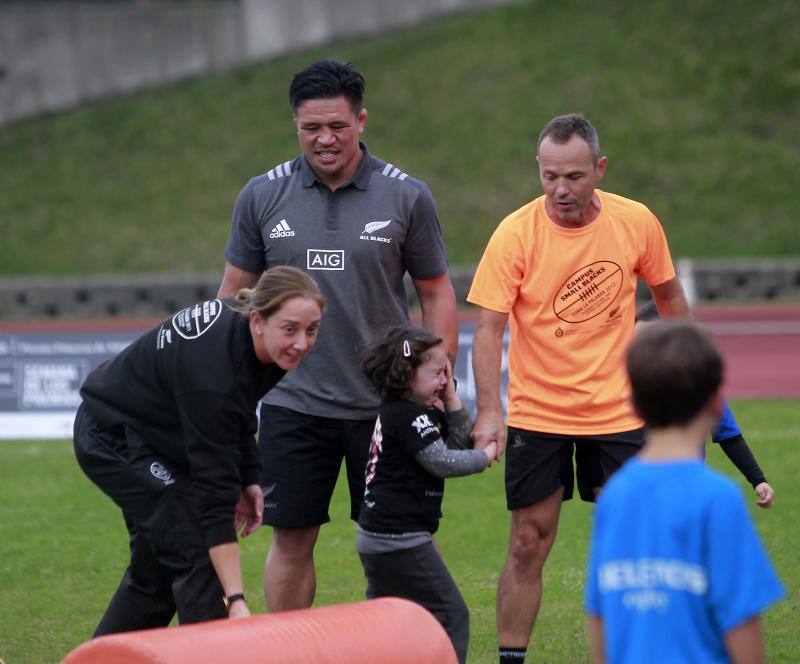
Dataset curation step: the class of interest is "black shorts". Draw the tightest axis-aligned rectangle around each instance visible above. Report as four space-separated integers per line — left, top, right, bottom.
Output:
259 404 374 528
504 427 645 509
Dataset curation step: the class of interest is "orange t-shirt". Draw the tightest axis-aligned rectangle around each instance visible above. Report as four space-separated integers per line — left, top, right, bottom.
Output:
467 190 676 435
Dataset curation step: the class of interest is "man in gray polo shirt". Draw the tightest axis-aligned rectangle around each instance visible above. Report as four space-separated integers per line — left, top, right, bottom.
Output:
218 59 458 612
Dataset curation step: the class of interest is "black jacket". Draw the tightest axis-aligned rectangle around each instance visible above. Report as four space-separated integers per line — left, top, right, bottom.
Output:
80 299 285 547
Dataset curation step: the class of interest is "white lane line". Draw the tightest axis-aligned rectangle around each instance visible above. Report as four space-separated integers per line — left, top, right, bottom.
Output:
701 321 800 336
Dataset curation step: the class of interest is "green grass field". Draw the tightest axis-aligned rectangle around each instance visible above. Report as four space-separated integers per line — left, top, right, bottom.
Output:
1 0 799 277
1 399 797 663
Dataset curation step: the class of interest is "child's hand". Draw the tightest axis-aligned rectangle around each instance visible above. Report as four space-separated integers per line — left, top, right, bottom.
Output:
754 482 775 508
483 441 498 467
440 361 462 412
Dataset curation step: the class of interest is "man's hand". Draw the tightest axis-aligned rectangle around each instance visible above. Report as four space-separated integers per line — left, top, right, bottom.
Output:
234 484 263 537
472 409 506 460
471 307 508 461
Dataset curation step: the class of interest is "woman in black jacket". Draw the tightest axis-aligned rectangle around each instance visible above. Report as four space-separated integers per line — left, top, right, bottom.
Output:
74 266 324 635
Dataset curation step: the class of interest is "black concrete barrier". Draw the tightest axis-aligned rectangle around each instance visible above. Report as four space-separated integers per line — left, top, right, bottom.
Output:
1 261 799 322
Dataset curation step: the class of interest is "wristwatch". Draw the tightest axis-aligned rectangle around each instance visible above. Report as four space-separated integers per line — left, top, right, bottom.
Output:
223 592 246 612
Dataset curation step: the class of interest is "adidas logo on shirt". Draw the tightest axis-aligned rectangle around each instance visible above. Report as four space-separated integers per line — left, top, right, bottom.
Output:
269 219 295 239
380 163 408 181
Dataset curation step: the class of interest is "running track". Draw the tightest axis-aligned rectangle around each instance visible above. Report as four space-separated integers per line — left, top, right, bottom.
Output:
456 304 800 399
692 306 800 399
2 305 798 399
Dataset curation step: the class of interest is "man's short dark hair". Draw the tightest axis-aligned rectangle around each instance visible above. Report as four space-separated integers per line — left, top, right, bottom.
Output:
289 59 365 113
627 321 723 428
537 113 601 163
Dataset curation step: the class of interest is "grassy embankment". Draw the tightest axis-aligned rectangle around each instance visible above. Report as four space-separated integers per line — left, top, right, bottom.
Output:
1 0 799 279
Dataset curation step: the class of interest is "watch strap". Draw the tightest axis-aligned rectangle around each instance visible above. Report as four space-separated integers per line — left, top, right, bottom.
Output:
224 592 246 611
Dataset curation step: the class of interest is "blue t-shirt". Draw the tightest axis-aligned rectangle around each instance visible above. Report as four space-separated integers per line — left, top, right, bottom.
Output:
712 401 741 443
586 458 784 664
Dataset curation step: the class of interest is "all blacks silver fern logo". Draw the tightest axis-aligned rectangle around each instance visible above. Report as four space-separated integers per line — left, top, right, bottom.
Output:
149 462 175 486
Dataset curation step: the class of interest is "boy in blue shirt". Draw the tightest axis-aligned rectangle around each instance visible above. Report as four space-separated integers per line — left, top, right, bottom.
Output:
586 320 784 664
635 300 774 508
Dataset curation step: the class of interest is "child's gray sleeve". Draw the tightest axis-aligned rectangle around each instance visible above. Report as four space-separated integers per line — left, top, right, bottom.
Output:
415 438 487 478
445 408 474 450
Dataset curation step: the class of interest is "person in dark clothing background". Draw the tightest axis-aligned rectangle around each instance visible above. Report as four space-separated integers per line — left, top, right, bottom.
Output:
635 299 774 508
73 266 324 635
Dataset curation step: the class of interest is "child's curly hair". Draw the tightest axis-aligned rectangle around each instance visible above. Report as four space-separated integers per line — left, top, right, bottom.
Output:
360 326 443 400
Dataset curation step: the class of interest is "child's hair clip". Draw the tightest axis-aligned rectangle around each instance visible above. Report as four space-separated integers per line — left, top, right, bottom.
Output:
402 340 411 357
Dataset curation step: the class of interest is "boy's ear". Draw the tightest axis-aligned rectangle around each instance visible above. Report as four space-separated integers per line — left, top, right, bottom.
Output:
707 388 725 420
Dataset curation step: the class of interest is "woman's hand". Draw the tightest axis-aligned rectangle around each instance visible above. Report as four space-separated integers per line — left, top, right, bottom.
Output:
227 599 251 619
234 484 264 537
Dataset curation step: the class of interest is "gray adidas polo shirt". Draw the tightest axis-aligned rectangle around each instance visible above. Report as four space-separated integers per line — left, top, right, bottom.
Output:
224 142 449 419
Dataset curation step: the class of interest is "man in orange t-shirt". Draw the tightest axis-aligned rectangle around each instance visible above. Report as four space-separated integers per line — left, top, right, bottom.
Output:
467 113 689 664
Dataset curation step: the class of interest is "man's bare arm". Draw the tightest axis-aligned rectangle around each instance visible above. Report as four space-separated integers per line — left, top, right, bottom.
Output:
413 273 459 361
471 307 508 457
651 277 690 319
218 262 261 299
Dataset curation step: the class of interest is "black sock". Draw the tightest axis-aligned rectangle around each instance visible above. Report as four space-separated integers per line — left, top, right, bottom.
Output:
499 646 527 663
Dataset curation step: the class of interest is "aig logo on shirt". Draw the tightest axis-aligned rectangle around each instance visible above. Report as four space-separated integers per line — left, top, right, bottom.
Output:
307 249 344 271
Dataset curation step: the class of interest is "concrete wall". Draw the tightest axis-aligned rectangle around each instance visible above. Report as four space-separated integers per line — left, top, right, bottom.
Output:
0 0 515 125
1 260 799 321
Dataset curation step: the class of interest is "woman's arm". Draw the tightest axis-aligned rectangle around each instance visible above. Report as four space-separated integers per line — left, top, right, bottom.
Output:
208 542 250 618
